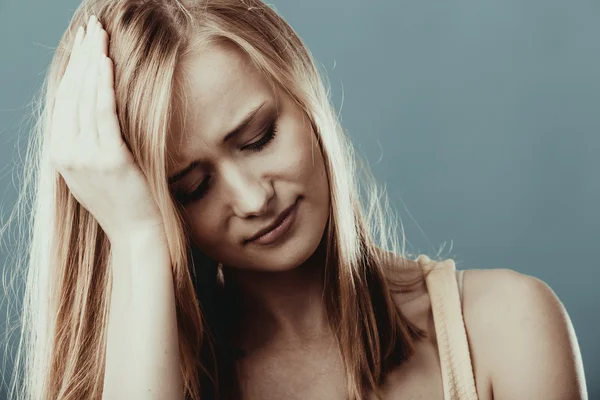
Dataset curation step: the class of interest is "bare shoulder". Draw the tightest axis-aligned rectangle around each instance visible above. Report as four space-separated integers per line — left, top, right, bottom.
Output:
461 268 588 400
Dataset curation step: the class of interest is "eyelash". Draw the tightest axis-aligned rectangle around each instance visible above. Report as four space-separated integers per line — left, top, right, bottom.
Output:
177 119 279 204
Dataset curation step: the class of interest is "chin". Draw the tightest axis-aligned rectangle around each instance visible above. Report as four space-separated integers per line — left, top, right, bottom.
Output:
257 235 323 272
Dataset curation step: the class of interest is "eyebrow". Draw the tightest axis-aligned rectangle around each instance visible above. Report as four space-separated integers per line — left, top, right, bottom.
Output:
168 101 268 185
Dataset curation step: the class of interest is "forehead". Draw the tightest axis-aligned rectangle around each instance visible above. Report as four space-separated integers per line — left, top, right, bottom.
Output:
167 44 276 167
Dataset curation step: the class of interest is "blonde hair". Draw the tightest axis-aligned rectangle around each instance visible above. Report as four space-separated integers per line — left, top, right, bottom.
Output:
1 0 438 398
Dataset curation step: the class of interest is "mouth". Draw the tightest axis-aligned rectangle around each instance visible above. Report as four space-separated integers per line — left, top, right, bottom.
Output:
245 197 300 245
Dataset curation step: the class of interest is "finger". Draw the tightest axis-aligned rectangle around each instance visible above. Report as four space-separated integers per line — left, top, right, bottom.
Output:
64 15 96 96
97 54 123 150
79 17 101 142
50 24 87 160
51 16 98 167
97 19 109 57
60 26 85 89
95 21 117 149
61 15 95 153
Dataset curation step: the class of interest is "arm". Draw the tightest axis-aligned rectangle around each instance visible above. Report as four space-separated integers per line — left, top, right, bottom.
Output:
49 14 184 399
465 268 588 400
103 230 184 399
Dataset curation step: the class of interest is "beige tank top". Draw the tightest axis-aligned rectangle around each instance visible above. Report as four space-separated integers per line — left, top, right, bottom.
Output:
416 254 480 400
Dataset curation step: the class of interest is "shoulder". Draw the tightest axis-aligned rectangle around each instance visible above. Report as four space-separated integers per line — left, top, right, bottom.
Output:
461 268 588 399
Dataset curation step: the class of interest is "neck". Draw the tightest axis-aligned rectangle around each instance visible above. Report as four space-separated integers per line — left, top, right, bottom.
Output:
224 238 331 352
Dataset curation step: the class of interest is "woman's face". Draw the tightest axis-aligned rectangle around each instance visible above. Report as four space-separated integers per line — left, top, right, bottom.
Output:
167 45 330 272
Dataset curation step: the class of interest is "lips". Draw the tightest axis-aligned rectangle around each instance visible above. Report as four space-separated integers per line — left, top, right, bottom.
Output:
245 199 298 243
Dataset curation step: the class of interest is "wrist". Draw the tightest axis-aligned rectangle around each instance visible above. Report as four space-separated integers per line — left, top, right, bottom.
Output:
109 227 168 248
109 229 172 283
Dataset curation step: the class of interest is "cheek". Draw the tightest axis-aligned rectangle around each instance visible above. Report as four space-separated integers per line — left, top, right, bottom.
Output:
276 117 325 182
296 126 328 190
184 211 223 253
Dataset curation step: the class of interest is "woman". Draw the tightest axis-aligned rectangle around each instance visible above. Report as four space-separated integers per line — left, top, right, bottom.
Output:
4 0 587 399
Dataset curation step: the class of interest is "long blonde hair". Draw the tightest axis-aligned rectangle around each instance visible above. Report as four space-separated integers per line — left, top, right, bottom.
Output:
2 0 435 398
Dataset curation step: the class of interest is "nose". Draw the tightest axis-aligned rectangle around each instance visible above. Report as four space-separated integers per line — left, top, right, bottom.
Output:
222 163 273 217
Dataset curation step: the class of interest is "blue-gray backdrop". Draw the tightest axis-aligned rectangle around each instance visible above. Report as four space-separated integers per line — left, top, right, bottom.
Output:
1 0 598 397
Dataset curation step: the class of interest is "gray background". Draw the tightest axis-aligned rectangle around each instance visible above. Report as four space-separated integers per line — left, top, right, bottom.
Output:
1 0 598 397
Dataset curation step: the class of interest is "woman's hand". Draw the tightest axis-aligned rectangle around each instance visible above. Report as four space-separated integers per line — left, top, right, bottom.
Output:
50 15 164 244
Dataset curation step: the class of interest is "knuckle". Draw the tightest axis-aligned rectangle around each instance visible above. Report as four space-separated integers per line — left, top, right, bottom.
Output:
73 152 92 170
49 152 63 168
51 154 74 171
100 152 124 170
49 143 67 165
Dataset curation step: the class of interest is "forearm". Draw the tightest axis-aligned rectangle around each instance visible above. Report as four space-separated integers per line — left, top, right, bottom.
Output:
103 230 183 399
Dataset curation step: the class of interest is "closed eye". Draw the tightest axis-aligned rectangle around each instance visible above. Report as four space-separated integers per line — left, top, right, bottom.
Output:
175 118 279 205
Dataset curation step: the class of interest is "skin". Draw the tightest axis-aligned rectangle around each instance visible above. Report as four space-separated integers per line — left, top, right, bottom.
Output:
166 44 332 351
53 14 587 400
165 40 587 400
54 16 182 397
51 15 165 244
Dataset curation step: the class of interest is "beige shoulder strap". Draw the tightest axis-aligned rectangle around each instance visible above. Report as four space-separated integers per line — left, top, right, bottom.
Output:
456 269 465 304
416 255 479 400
